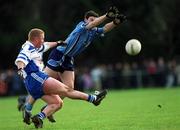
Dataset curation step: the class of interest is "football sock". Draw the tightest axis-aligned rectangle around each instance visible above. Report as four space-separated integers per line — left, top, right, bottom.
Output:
38 112 46 120
87 94 97 103
25 103 33 112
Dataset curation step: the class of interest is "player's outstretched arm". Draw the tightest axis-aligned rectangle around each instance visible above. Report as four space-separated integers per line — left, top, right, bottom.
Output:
103 22 117 33
86 6 119 29
113 14 127 26
86 14 107 29
103 13 127 33
45 40 66 48
44 42 58 49
43 40 66 52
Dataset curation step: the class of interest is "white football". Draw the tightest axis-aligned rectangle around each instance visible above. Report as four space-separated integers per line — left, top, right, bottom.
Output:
125 39 141 55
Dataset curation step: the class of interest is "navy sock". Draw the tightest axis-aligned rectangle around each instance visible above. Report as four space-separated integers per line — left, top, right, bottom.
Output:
87 95 97 103
38 112 46 120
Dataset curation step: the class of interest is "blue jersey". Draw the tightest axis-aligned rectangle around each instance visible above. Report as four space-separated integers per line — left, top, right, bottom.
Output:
57 21 104 57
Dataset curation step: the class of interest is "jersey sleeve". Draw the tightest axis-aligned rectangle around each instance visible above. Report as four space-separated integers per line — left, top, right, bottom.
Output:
96 27 104 35
43 42 51 52
77 21 88 31
38 42 50 53
15 44 32 66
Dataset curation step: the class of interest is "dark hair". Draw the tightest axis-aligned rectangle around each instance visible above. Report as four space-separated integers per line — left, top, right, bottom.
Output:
84 10 99 19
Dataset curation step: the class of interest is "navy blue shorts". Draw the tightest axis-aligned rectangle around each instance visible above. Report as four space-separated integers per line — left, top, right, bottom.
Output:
24 71 49 100
46 48 74 73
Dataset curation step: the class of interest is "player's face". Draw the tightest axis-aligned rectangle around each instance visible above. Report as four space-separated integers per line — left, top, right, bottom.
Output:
87 16 97 22
35 34 44 48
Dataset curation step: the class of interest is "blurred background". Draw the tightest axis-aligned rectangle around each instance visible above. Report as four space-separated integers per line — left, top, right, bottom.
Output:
0 0 180 96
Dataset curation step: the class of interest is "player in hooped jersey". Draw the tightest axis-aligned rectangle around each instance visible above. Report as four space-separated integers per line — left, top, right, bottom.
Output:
17 7 126 128
17 32 67 124
15 28 108 128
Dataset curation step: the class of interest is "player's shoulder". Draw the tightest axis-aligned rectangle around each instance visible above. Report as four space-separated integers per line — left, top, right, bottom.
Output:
22 41 36 52
76 21 88 28
37 44 45 53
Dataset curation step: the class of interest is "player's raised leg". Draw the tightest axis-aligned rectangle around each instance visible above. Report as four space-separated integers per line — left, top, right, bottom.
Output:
31 77 107 128
43 77 107 106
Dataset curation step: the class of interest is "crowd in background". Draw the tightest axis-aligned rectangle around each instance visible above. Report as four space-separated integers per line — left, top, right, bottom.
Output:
75 57 180 92
0 57 180 96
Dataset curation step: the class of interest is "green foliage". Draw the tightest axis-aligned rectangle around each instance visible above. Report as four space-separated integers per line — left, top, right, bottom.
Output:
1 88 180 130
0 0 180 67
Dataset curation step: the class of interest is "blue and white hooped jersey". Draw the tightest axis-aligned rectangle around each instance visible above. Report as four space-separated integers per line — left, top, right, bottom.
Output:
15 41 50 78
57 21 104 57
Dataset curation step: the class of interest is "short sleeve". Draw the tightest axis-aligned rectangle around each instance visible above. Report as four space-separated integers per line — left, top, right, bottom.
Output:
77 21 88 31
96 27 104 35
38 43 50 53
43 42 50 52
15 44 32 66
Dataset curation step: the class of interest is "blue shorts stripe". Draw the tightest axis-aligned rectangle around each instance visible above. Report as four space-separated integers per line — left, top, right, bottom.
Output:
31 73 45 84
25 71 49 100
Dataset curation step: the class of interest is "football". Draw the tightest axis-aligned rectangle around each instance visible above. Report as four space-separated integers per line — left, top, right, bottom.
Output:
125 39 141 55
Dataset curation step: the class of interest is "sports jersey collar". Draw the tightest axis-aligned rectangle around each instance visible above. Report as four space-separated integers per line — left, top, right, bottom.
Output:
25 41 35 47
25 41 43 51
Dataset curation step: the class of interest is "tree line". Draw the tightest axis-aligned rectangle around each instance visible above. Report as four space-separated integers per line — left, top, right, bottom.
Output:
0 0 179 69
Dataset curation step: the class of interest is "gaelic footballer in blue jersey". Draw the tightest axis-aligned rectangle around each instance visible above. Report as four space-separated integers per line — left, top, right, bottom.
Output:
45 8 126 88
15 28 107 128
20 6 126 126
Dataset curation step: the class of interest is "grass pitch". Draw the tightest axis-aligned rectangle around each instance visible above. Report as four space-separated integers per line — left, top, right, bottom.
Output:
0 87 180 130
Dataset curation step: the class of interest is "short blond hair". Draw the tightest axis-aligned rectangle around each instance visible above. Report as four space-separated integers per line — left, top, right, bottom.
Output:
28 28 44 41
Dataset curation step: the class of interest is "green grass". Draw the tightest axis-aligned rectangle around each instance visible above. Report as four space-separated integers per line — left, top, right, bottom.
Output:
0 87 180 130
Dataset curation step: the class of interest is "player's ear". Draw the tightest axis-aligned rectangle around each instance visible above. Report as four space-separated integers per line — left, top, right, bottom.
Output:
84 18 88 22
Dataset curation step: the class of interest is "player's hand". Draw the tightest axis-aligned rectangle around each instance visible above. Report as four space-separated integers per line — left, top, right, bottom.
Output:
113 13 127 25
106 6 119 19
56 40 67 47
17 68 24 78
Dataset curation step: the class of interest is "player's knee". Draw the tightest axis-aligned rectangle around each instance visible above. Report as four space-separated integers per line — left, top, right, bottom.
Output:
67 86 74 92
63 84 73 92
57 84 74 97
69 84 74 90
64 82 74 90
55 99 63 110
